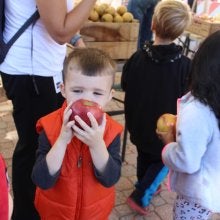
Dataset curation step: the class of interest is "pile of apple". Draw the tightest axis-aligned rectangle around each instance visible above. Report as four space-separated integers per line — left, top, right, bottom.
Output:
88 3 134 23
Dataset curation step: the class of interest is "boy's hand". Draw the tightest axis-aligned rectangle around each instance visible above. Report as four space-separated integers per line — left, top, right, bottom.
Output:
72 112 106 148
58 102 75 145
46 102 76 176
73 113 109 173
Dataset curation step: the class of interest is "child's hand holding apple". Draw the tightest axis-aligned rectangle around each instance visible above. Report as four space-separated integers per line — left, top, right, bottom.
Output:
156 113 176 144
69 99 106 148
69 99 104 128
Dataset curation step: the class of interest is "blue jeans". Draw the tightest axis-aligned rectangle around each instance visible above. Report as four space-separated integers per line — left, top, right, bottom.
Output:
127 0 159 49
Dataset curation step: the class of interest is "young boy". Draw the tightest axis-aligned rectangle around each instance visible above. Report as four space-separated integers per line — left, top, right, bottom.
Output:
31 48 123 220
121 0 192 215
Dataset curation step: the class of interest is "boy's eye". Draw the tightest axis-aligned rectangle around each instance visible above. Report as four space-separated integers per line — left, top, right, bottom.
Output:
94 92 103 95
73 89 82 93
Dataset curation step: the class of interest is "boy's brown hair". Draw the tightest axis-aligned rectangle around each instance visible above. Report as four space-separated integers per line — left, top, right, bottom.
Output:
152 0 192 40
63 48 116 84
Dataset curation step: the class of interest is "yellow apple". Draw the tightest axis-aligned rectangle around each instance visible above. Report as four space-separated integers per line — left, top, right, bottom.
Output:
122 12 133 22
156 113 176 132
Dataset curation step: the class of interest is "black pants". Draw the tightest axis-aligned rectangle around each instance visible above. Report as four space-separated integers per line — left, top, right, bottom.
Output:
132 149 165 204
136 149 163 186
1 73 63 220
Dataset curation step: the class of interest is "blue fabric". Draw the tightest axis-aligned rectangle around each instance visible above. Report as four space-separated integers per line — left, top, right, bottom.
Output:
0 4 39 64
141 166 169 207
70 34 81 46
127 0 159 49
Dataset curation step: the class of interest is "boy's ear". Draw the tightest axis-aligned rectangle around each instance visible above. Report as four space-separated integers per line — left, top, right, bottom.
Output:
151 20 155 31
60 83 66 98
108 89 114 101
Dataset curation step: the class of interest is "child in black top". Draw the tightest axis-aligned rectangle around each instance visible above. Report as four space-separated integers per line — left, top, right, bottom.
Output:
121 0 192 215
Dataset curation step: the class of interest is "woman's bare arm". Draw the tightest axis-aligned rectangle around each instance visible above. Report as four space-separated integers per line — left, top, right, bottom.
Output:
36 0 96 44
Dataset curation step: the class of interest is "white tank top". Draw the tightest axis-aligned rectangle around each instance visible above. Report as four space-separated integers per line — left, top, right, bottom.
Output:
0 0 74 77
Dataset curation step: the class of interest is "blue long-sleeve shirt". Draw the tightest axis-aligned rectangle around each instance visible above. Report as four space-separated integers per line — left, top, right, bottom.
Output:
32 131 122 189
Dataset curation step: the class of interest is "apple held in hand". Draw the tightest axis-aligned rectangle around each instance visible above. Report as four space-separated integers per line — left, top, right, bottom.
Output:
156 113 176 132
69 99 104 127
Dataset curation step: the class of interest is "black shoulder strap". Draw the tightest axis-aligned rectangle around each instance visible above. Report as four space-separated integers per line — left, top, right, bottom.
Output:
0 0 5 32
7 10 40 47
0 8 40 64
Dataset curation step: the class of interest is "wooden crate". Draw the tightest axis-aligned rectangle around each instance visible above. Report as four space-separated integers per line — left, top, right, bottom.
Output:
80 21 139 59
185 17 220 37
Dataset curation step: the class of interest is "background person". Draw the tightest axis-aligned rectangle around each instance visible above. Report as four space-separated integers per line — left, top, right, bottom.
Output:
0 154 13 220
127 0 160 49
121 0 192 215
0 0 97 219
158 30 220 220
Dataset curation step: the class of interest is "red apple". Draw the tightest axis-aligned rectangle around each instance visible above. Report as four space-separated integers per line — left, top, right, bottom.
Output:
69 99 104 127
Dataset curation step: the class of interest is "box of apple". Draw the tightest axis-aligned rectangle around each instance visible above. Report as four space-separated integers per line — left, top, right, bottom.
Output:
69 99 104 128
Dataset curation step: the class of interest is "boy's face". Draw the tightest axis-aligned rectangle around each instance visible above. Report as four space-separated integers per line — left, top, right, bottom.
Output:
61 70 113 109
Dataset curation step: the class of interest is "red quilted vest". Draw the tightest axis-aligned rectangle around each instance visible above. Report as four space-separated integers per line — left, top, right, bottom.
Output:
35 103 123 220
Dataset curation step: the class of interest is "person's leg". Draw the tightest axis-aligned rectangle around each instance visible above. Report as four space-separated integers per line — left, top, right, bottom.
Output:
1 73 59 220
136 150 150 182
128 0 156 48
127 0 143 49
140 165 168 207
1 73 40 220
126 150 151 214
173 195 212 220
127 149 166 214
135 155 165 206
141 6 154 46
142 0 161 45
139 11 148 49
137 160 164 193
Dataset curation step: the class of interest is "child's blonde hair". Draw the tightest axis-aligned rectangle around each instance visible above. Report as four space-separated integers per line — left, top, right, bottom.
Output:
152 0 192 40
63 48 116 84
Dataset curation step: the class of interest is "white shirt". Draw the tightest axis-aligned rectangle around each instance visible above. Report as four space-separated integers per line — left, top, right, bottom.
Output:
0 0 73 77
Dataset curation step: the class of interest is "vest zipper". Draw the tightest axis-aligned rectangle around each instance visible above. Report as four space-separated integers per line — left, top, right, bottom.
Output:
75 146 83 219
77 155 82 168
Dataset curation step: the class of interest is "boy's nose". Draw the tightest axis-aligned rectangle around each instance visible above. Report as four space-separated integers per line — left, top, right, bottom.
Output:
83 93 93 102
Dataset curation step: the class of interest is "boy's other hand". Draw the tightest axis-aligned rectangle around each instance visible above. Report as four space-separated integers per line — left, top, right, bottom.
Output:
72 113 106 148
